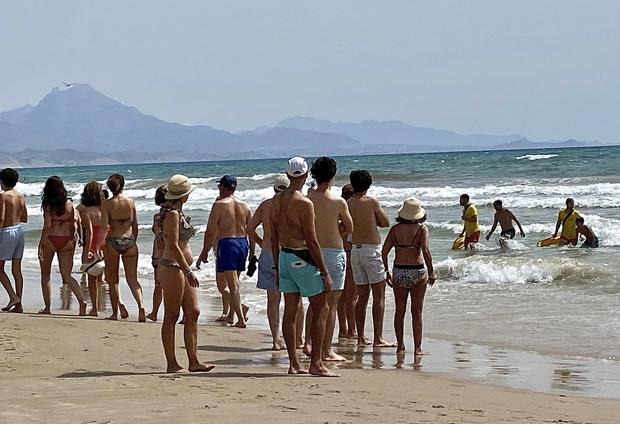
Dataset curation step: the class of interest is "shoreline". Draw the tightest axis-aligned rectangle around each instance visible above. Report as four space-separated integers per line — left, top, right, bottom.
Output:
0 311 618 423
5 266 620 400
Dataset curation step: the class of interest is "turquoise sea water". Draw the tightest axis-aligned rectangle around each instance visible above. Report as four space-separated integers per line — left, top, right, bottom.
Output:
9 146 620 366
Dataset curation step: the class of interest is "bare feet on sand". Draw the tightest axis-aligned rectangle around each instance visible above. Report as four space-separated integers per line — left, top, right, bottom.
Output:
138 307 146 323
2 298 21 312
79 302 87 316
166 363 184 373
9 303 23 313
146 312 158 322
357 337 371 346
323 351 347 362
88 309 98 317
242 304 249 322
188 363 215 373
309 365 340 377
234 322 247 328
288 366 308 375
105 314 118 321
414 349 427 356
396 345 406 353
38 308 51 314
271 340 282 351
303 344 312 358
215 314 228 322
119 304 129 319
346 332 357 340
373 339 396 348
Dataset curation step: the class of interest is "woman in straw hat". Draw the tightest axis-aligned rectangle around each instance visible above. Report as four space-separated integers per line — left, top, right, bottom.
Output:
159 175 212 373
381 197 436 355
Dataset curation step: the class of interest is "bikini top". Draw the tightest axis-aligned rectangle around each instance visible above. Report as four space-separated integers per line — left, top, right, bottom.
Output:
49 206 76 226
394 224 423 250
160 207 196 241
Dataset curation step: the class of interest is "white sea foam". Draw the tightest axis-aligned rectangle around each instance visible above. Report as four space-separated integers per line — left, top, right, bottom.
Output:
516 154 559 161
436 256 604 285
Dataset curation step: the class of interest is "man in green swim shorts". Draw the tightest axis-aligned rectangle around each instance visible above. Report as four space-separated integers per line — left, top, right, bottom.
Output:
270 157 337 377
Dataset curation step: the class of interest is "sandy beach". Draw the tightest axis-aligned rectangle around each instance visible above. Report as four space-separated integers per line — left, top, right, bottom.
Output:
1 310 618 424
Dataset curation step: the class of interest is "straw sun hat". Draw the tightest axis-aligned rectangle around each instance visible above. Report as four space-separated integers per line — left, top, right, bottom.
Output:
397 197 426 221
164 174 196 200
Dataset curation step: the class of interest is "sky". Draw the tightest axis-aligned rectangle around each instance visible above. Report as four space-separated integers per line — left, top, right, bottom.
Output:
1 0 618 142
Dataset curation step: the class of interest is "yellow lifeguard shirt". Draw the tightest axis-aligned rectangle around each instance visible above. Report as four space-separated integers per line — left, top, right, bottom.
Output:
558 209 581 239
463 205 480 236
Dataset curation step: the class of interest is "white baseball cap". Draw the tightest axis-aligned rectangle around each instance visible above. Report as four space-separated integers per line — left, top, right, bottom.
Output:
287 157 308 177
273 174 290 192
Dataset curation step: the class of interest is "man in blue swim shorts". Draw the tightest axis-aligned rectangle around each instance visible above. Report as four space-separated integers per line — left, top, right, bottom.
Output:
0 168 27 313
306 156 353 362
270 157 338 377
197 175 252 328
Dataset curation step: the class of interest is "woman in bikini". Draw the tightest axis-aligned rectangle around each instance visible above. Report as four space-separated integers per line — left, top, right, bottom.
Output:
160 174 211 373
38 176 87 315
146 185 167 322
382 197 436 355
99 174 146 322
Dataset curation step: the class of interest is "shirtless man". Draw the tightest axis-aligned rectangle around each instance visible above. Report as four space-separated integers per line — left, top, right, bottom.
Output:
305 157 353 362
485 200 525 244
347 170 393 347
459 194 480 250
197 175 251 328
0 168 27 313
576 217 599 248
248 174 300 350
270 157 336 377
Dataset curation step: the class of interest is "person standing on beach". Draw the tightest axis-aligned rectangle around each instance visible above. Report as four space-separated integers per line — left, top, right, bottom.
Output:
0 168 27 313
159 175 212 373
552 198 581 246
38 176 87 315
270 157 336 376
459 194 480 250
382 198 435 355
338 184 357 339
78 181 106 316
197 175 251 328
305 157 353 362
146 185 168 321
485 200 525 243
248 174 305 350
347 170 393 347
99 174 146 322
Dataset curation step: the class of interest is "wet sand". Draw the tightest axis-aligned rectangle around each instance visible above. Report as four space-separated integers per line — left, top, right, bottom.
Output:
0 310 618 423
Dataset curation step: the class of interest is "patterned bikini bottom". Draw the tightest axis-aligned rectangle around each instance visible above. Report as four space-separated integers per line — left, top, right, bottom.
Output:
393 264 426 289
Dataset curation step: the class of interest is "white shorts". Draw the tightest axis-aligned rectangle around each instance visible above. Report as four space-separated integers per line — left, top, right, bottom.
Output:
350 244 385 285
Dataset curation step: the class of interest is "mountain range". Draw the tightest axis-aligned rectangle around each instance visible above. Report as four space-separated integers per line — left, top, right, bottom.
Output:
0 84 610 167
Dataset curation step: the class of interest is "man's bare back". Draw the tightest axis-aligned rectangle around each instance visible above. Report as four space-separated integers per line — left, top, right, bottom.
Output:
0 190 27 228
248 198 274 251
307 190 351 249
271 190 313 249
211 196 251 239
348 194 388 245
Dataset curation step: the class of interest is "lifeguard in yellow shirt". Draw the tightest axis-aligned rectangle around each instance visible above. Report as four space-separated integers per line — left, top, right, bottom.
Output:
553 198 581 246
459 194 480 250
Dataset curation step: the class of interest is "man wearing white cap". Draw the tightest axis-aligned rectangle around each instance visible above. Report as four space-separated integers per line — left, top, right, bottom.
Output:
270 157 337 377
197 175 252 328
247 174 304 351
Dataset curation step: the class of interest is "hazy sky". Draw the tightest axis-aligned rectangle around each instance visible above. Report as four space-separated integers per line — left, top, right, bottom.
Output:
1 1 618 141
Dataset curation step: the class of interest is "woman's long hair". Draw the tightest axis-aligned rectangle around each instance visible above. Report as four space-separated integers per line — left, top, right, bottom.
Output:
81 181 103 207
42 176 68 216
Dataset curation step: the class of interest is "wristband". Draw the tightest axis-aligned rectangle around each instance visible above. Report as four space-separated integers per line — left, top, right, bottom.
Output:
320 271 329 278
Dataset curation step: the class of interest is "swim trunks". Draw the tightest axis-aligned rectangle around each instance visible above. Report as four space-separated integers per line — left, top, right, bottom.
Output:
500 228 516 239
463 205 480 236
216 237 249 273
350 244 385 285
580 237 599 248
464 231 481 245
0 225 25 261
257 250 277 291
392 264 426 289
322 248 346 291
278 249 324 298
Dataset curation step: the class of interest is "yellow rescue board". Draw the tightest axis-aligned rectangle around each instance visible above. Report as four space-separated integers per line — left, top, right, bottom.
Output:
537 236 561 247
452 236 465 251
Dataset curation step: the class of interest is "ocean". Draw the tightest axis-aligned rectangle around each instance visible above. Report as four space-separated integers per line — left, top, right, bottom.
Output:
9 146 620 392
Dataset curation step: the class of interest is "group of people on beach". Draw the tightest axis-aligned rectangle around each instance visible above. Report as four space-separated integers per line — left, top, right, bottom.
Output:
0 157 599 375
